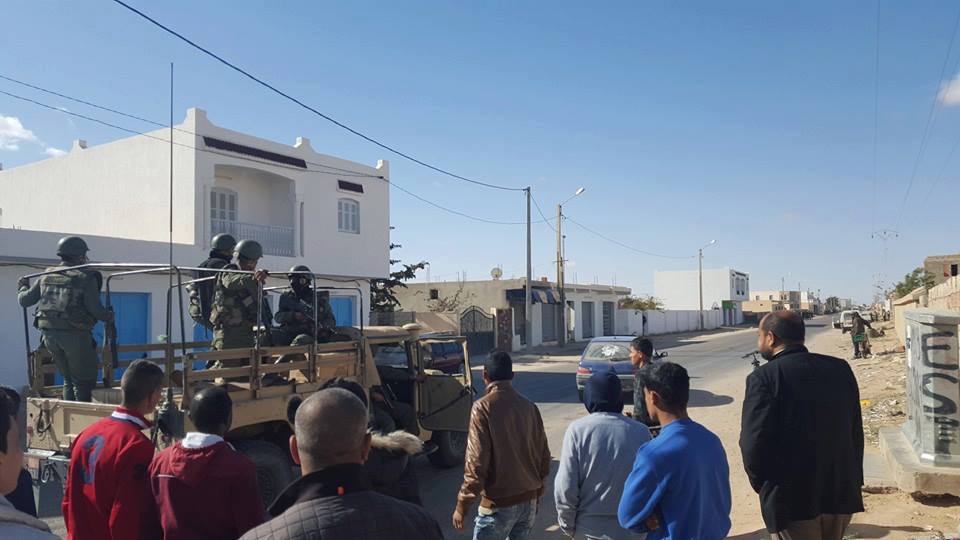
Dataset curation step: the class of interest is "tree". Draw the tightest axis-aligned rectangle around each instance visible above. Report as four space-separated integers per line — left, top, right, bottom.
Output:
825 296 840 313
618 295 664 311
892 267 936 299
370 243 427 313
426 282 475 312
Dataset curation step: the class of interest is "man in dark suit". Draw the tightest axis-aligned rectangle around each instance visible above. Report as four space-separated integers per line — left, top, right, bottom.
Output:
740 311 864 540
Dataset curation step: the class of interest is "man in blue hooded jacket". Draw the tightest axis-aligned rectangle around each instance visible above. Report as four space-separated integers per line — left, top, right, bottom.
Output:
555 368 651 539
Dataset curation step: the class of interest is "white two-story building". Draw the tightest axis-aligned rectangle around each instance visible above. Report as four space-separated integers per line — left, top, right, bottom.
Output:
653 267 750 325
0 108 390 387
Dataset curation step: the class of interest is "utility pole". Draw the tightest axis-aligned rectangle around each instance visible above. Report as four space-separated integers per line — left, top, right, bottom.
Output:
556 203 565 346
698 248 704 330
525 187 532 351
698 239 716 330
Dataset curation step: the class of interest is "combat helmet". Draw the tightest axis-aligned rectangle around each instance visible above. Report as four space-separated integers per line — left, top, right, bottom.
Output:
211 233 237 252
56 236 89 258
235 239 263 260
289 264 311 284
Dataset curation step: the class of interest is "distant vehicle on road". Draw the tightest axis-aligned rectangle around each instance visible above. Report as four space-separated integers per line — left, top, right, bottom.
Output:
575 336 666 402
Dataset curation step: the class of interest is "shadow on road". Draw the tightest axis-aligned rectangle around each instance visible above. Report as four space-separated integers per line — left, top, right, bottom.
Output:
688 388 734 408
513 371 580 404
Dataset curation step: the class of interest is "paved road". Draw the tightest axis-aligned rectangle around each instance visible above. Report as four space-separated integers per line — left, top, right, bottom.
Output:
419 318 834 539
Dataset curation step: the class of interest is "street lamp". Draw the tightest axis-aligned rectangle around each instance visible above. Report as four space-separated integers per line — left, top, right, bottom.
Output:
699 239 717 330
557 187 586 346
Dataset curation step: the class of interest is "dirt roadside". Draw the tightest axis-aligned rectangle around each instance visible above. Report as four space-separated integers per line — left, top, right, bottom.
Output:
695 321 960 540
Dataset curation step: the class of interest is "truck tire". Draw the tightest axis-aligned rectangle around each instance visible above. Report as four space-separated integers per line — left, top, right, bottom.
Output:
428 430 468 468
234 439 295 509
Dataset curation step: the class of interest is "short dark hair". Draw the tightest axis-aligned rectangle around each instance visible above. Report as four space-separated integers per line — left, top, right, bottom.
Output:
0 387 19 454
0 386 21 414
640 362 690 412
121 360 164 406
320 378 368 408
485 351 513 382
631 337 653 356
188 386 233 433
761 311 805 344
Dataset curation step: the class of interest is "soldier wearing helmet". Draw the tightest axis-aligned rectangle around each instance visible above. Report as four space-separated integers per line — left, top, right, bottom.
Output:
208 240 271 357
274 264 337 346
17 236 113 402
187 233 237 332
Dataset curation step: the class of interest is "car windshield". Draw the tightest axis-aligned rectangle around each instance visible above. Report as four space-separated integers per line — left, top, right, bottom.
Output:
583 342 631 362
373 345 408 368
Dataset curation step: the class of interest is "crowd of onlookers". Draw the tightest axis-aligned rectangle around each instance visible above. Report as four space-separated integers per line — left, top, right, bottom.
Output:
0 310 865 540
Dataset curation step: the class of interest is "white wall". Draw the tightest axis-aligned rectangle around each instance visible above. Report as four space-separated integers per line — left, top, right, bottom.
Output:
619 309 722 336
0 127 198 244
654 267 749 310
0 108 390 280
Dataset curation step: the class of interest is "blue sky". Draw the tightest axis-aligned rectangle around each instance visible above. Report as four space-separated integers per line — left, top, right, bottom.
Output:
3 1 960 303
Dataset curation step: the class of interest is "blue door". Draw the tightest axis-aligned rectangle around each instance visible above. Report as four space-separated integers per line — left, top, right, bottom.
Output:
329 296 356 327
87 292 150 383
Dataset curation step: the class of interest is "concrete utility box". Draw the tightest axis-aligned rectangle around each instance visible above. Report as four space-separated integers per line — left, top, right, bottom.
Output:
904 309 960 467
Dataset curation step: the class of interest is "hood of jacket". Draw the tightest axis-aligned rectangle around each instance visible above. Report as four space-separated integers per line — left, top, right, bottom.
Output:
583 368 624 414
366 430 423 487
0 496 50 534
163 439 233 488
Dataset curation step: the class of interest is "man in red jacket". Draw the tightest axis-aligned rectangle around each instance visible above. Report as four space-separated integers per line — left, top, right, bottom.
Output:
63 359 164 540
150 386 264 540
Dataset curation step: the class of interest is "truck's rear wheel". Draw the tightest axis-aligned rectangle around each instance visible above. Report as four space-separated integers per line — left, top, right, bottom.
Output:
234 439 295 509
428 430 467 468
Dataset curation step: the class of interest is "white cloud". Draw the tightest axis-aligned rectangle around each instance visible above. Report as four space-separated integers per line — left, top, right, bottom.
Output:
0 114 39 151
44 147 67 157
938 75 960 106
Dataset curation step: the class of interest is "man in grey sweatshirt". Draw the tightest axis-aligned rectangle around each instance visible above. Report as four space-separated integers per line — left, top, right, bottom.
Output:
555 368 652 539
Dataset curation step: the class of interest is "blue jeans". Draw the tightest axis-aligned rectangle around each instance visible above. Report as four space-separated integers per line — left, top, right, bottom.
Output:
473 499 537 540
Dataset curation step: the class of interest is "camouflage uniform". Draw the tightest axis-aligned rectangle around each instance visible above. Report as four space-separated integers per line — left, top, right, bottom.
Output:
209 265 265 368
18 264 112 401
187 251 232 331
274 289 337 345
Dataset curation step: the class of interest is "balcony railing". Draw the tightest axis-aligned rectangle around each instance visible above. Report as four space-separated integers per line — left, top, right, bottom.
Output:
211 219 295 257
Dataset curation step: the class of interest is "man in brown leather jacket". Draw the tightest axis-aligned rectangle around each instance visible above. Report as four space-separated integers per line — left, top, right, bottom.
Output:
453 351 551 540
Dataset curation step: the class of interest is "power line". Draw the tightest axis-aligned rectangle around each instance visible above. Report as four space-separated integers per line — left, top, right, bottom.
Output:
110 0 524 193
0 73 383 178
893 3 960 229
563 216 694 260
530 192 557 233
0 88 380 178
0 86 550 227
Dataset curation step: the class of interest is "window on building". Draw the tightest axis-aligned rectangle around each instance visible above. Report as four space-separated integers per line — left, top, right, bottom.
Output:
429 289 439 300
210 188 237 224
952 264 958 277
338 198 360 234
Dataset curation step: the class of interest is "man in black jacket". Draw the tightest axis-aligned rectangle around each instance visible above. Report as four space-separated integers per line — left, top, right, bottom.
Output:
241 388 442 540
740 311 864 539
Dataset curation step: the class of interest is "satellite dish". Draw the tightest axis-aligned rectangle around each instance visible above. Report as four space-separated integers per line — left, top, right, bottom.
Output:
490 267 503 280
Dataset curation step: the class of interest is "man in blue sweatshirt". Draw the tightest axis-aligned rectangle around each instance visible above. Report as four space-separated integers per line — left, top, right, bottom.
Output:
618 362 731 539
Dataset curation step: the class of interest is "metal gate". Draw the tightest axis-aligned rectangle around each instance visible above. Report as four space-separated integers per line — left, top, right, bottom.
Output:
582 301 595 339
602 301 615 336
460 306 495 356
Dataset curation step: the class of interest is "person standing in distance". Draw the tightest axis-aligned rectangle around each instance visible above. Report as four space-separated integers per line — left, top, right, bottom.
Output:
629 337 656 426
187 233 236 334
740 311 864 539
18 236 113 402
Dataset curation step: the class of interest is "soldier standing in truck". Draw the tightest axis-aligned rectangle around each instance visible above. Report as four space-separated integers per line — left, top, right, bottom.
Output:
17 236 113 402
187 233 236 333
209 240 269 362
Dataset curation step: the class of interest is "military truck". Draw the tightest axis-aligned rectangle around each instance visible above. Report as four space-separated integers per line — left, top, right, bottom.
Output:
20 264 474 507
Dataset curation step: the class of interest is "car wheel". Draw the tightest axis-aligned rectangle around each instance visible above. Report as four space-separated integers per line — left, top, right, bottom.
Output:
234 439 296 510
429 430 468 468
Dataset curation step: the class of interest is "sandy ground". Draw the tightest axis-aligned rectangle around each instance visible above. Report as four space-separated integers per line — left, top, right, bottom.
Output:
702 321 960 540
